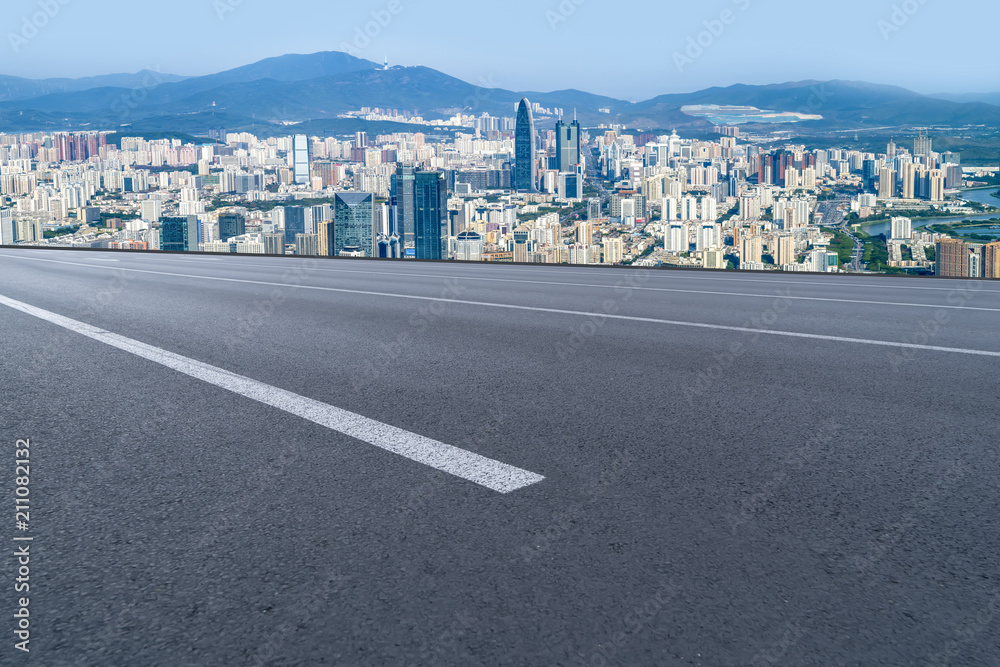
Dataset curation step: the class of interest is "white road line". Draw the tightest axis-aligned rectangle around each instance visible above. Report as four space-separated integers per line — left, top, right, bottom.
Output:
120 253 1000 293
0 255 1000 313
211 263 1000 312
0 294 544 494
3 253 1000 359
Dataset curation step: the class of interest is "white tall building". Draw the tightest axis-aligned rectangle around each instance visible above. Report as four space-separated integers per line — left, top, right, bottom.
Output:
293 134 310 185
696 224 721 251
666 223 689 253
700 196 718 222
662 197 679 221
0 208 14 245
890 217 912 241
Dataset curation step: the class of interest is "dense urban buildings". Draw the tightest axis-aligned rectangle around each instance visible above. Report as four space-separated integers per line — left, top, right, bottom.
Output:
0 112 996 275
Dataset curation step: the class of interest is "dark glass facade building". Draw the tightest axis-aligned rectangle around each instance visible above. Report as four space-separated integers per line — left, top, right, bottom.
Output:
283 206 306 246
391 163 417 249
514 98 537 192
333 192 375 257
555 119 581 173
159 216 198 252
413 171 448 260
218 213 246 241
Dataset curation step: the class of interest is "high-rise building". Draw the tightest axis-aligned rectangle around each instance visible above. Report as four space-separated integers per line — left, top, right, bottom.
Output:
159 216 199 252
879 167 896 199
514 98 537 192
588 198 602 220
333 192 375 257
283 207 307 245
391 163 417 249
0 207 14 246
413 170 448 260
914 133 932 159
984 242 1000 279
295 233 319 257
665 224 688 253
936 239 970 277
741 236 763 265
927 169 945 202
776 234 796 266
900 162 917 199
455 231 484 262
890 217 912 241
555 118 581 173
293 135 310 185
218 213 246 241
602 237 623 265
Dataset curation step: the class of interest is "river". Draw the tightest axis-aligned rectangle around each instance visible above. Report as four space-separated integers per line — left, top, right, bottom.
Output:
862 187 1000 237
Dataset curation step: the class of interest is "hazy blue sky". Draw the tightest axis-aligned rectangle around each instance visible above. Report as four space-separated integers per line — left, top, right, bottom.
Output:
5 0 998 98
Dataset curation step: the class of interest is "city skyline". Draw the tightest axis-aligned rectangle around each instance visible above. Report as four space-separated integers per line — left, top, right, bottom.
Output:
4 0 998 99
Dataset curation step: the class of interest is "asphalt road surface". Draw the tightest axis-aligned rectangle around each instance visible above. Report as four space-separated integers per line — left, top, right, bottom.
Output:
1 248 999 666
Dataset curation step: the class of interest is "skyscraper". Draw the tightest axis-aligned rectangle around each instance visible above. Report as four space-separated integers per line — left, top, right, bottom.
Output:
555 118 581 173
878 167 896 199
391 163 416 249
914 133 932 159
333 192 375 257
413 170 448 260
514 98 537 193
159 216 199 252
776 234 796 266
293 135 309 185
283 207 306 245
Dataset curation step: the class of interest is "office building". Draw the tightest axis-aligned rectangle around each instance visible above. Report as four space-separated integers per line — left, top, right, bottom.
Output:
218 213 246 241
413 170 448 260
391 163 416 248
455 231 484 262
159 216 199 252
283 206 307 245
514 98 537 192
293 134 309 185
333 192 375 257
555 118 581 173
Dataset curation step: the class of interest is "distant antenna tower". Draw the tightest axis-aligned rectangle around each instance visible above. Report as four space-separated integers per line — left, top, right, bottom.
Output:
383 55 389 70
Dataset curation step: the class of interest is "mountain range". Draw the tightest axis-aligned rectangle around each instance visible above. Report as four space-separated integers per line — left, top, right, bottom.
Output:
0 52 998 136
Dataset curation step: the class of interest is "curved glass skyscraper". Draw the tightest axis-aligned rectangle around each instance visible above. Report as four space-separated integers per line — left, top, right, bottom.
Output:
514 98 537 193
